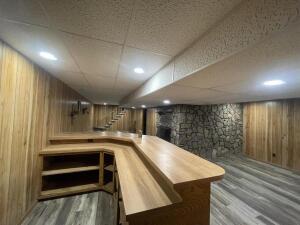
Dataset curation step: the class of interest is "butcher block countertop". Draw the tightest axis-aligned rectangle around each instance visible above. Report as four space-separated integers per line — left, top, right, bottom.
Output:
42 131 225 222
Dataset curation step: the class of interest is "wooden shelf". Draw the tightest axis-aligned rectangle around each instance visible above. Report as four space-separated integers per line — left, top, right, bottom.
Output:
39 183 100 199
103 181 113 192
104 164 114 172
42 166 100 176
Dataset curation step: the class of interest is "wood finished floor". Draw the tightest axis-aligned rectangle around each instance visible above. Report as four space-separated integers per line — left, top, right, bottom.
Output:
22 155 300 225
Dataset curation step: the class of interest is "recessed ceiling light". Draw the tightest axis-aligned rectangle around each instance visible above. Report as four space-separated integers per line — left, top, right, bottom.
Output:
163 100 171 104
134 67 144 74
131 106 135 109
263 80 285 86
103 102 107 105
39 51 57 61
141 105 146 108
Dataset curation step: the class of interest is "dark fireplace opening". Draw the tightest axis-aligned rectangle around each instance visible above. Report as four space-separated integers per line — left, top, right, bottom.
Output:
156 126 171 142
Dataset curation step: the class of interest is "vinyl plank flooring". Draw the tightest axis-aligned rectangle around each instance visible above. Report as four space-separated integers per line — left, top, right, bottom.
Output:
21 155 300 225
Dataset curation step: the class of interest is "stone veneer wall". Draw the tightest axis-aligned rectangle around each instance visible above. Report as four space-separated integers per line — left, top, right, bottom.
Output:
156 104 243 159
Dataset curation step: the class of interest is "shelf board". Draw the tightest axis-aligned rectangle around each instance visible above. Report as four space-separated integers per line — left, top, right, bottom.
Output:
39 183 100 199
104 164 114 172
103 181 113 192
42 166 100 176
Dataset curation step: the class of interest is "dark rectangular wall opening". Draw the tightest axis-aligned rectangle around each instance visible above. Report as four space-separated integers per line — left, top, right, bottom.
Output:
156 126 171 142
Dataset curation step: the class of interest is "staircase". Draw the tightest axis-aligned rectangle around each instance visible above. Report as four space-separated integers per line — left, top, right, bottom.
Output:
103 108 126 131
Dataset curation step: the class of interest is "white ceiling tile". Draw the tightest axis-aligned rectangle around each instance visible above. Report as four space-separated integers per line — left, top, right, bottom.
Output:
126 0 242 56
53 71 90 89
40 0 134 44
175 19 300 99
116 46 171 91
62 33 122 77
0 19 79 74
85 74 115 89
144 84 238 104
213 73 300 99
78 87 127 104
115 77 140 92
0 0 49 26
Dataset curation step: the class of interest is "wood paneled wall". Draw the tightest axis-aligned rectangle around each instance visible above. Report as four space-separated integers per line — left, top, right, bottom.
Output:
146 108 157 136
47 78 93 137
0 42 92 225
93 104 118 128
243 99 300 171
93 105 143 133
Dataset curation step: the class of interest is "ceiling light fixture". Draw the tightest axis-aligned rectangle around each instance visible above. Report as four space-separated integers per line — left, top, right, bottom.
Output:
103 102 107 105
141 105 146 108
131 106 136 109
263 80 285 86
39 51 57 61
134 67 144 74
163 100 171 104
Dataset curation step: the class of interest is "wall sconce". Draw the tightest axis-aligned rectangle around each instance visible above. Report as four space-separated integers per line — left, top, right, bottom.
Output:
70 101 81 118
81 102 90 114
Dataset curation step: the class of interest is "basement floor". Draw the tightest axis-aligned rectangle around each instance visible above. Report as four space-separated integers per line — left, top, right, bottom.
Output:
21 155 300 225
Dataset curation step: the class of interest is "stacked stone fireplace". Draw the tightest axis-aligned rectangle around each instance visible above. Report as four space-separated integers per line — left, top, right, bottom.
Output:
155 104 243 159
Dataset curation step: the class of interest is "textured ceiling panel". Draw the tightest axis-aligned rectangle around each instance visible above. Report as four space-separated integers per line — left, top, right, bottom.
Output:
79 87 128 104
118 47 171 80
173 0 300 81
62 33 122 77
85 74 115 89
54 71 90 90
116 46 171 91
126 0 242 56
148 85 241 104
40 0 134 44
124 0 300 105
0 19 79 74
129 62 175 99
177 18 300 94
214 73 300 99
0 0 49 26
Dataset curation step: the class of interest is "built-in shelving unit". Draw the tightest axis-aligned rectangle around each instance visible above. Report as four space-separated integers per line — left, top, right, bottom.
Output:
115 170 127 225
40 183 100 200
102 152 115 193
42 165 100 176
40 151 117 199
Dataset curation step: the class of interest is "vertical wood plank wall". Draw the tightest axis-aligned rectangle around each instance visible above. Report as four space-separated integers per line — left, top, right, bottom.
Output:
0 42 93 225
93 104 143 132
146 108 157 135
93 104 118 128
243 99 300 171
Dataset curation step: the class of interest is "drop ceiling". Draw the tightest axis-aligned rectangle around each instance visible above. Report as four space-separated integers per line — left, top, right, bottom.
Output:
0 0 242 104
0 0 299 106
129 18 300 107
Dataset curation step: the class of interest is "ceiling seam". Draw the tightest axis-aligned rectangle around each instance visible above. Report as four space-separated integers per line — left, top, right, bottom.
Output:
0 16 172 58
111 0 139 104
36 0 94 101
120 0 247 104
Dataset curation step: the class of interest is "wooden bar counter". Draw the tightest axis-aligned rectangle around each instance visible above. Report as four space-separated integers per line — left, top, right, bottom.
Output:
40 132 225 225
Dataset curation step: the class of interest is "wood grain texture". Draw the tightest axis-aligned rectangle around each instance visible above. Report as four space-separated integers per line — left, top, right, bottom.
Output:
46 132 225 187
40 142 181 216
93 105 143 133
0 42 92 225
146 108 157 135
21 155 300 225
93 104 118 128
47 77 93 137
244 100 300 171
42 132 225 224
